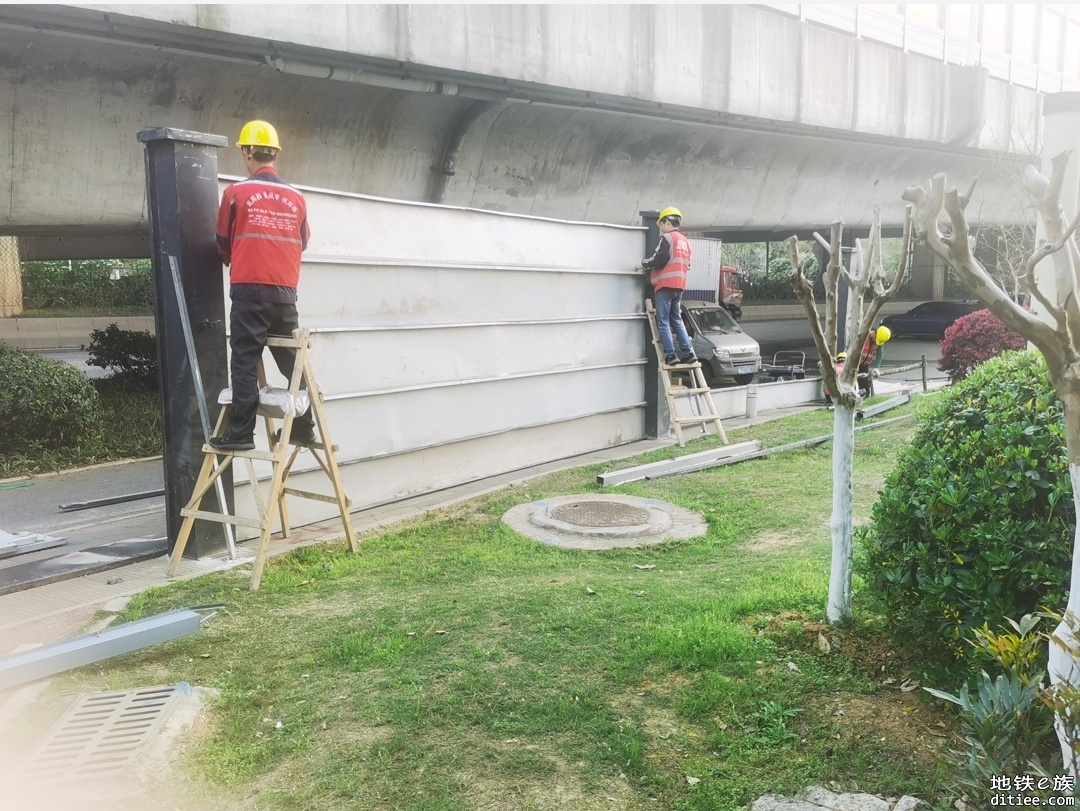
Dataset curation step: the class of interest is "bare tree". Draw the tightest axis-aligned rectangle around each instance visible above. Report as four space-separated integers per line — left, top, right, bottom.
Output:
903 152 1080 772
786 210 912 623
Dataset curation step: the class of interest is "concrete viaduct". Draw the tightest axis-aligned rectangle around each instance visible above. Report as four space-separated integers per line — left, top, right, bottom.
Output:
0 3 1050 261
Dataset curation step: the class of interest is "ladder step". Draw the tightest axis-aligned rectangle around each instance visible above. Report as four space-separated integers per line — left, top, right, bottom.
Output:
180 508 266 530
202 444 280 462
673 416 723 426
662 362 701 370
282 487 353 508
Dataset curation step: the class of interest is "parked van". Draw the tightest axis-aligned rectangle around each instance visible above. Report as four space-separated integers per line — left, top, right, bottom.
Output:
679 299 761 386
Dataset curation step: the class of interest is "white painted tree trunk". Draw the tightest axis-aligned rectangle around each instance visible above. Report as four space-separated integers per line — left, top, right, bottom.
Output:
786 215 909 625
1047 462 1080 777
827 403 856 623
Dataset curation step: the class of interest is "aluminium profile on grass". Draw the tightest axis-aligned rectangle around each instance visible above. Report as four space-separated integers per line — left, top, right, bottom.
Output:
596 440 764 486
855 394 911 421
0 609 203 691
598 413 914 484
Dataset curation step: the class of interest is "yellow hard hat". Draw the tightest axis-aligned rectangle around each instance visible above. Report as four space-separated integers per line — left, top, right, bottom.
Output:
237 120 281 151
875 325 892 345
836 352 847 360
657 206 682 224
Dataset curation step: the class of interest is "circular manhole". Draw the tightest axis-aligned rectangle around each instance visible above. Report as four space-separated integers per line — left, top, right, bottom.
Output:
550 500 651 528
503 494 706 550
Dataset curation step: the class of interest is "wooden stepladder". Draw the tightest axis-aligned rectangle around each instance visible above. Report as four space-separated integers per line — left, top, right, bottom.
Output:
645 299 728 448
167 328 356 590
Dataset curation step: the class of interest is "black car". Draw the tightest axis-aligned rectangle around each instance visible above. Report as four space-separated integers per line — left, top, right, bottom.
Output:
880 301 985 339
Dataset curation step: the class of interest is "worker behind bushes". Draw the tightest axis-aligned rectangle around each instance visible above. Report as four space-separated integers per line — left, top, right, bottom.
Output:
641 206 697 366
211 119 316 451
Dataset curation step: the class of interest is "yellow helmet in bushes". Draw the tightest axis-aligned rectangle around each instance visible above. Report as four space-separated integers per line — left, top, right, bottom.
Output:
237 120 281 151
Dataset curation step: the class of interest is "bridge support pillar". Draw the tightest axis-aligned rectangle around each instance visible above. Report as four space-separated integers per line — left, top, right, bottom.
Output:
1035 93 1080 327
137 127 230 559
0 236 22 317
911 243 946 301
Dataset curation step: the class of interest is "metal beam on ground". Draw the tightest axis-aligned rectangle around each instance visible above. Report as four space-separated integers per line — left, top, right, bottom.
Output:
0 609 203 691
597 440 764 486
855 394 911 421
598 414 913 483
58 489 165 512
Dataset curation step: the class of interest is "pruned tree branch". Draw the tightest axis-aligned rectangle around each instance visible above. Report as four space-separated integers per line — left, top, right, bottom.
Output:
854 207 912 351
905 171 1063 366
787 235 842 398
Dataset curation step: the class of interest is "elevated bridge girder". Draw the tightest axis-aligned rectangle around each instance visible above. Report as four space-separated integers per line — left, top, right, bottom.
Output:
0 4 1043 260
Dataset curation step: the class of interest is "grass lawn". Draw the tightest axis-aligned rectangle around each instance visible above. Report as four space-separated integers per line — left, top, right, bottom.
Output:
22 404 956 810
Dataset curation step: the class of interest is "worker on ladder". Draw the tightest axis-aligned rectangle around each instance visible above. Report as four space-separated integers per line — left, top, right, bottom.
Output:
641 206 697 366
211 119 317 451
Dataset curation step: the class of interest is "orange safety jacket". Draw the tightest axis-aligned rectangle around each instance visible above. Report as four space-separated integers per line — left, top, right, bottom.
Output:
649 230 691 291
859 335 878 368
216 166 310 289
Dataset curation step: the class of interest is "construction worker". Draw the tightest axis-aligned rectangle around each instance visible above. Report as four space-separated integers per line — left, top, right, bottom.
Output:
210 120 316 451
641 206 696 366
856 325 892 398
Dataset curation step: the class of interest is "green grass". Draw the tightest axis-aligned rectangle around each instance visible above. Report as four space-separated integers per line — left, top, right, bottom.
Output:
33 402 954 810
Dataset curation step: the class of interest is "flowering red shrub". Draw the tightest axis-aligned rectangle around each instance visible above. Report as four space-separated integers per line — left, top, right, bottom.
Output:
937 308 1027 383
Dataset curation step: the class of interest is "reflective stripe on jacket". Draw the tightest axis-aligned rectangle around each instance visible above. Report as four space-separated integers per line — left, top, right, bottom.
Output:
216 167 310 289
650 230 690 291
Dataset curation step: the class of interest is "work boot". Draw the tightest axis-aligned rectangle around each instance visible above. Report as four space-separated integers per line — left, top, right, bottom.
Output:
676 355 699 365
209 434 255 451
663 354 678 366
276 423 317 447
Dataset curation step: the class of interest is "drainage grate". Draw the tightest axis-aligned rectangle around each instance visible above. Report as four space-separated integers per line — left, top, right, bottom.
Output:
550 500 651 527
21 685 184 781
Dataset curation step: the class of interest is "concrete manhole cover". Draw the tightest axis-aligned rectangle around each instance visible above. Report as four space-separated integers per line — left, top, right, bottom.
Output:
550 501 651 527
502 494 707 551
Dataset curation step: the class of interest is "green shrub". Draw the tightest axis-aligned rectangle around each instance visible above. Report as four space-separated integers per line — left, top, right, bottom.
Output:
21 259 153 311
0 344 103 454
85 323 158 386
857 350 1073 664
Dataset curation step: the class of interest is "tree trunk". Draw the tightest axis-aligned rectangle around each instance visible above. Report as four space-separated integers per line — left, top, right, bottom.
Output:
828 402 856 623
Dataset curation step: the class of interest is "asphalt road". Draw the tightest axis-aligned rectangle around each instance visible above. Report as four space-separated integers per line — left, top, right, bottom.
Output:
739 318 947 388
0 460 164 536
27 348 111 380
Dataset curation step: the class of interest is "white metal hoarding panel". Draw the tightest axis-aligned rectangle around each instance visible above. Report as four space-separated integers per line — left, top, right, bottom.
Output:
219 180 649 530
272 319 643 396
232 409 645 532
686 238 721 303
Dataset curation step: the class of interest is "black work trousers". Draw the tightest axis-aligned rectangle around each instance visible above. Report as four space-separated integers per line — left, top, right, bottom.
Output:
226 299 314 440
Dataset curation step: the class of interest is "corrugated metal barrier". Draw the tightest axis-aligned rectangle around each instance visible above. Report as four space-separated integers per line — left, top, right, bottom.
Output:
222 179 649 529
